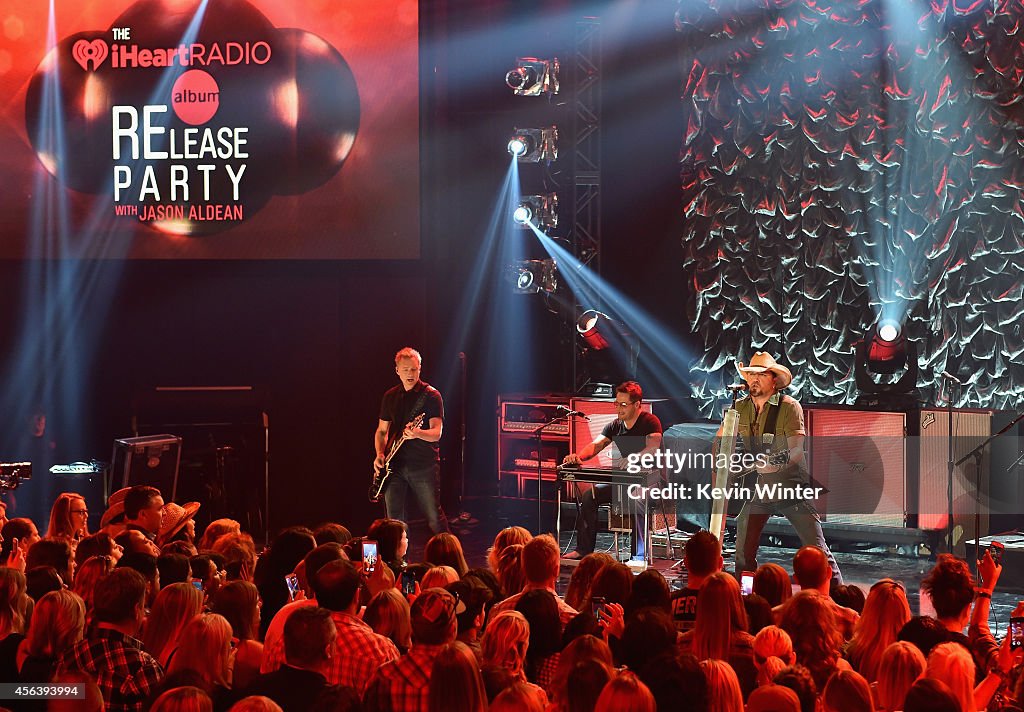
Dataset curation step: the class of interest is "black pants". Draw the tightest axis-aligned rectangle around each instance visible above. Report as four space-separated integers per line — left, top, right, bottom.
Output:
575 484 645 558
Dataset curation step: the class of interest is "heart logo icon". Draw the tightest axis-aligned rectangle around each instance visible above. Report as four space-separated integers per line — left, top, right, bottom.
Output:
72 39 108 71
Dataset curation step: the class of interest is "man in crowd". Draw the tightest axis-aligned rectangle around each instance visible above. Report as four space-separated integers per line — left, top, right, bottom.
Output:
58 568 163 712
670 530 723 632
123 486 163 543
488 534 577 627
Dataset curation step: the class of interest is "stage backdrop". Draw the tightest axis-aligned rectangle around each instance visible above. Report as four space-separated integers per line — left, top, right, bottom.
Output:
0 0 419 259
678 0 1024 414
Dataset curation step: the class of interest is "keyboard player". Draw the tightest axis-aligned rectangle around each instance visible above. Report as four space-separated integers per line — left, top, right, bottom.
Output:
561 381 662 559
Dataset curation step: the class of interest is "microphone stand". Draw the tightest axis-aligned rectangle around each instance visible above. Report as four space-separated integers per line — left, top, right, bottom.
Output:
532 415 571 535
942 375 959 552
954 409 1024 565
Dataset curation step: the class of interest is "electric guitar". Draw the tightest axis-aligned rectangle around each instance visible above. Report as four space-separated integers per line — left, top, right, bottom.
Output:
729 448 792 485
368 413 425 502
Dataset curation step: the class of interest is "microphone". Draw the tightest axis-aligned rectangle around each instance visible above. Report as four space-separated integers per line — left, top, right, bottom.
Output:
940 371 963 385
725 383 749 392
556 405 591 421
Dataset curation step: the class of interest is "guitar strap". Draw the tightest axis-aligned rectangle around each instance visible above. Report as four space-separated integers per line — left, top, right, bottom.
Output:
392 385 432 442
758 402 781 455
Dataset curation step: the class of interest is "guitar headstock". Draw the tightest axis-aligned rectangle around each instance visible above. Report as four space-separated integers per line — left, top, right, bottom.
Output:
409 413 426 429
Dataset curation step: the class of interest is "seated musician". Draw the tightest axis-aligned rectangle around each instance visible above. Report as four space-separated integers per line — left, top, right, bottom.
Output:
561 381 662 560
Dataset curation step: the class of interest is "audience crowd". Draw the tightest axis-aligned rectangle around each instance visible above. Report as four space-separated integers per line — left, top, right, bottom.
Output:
0 486 1022 712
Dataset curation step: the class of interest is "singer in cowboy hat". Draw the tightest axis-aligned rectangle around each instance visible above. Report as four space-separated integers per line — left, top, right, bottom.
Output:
726 352 843 584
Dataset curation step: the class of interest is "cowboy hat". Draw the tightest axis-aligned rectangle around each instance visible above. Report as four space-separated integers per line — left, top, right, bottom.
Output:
737 352 793 389
158 501 201 546
99 487 131 529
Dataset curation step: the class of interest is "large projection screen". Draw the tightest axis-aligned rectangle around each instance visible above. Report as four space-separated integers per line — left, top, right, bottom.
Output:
0 0 420 259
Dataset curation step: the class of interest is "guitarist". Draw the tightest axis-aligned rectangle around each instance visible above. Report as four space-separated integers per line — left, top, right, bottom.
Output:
373 347 449 534
727 352 842 583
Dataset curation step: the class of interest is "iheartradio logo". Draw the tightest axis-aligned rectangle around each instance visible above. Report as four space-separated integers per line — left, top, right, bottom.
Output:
72 39 109 71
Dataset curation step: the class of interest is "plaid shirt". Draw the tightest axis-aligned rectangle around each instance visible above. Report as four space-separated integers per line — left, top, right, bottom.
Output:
363 643 446 712
326 611 400 694
58 627 164 712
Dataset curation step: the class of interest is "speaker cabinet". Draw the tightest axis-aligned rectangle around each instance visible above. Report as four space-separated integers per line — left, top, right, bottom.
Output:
911 409 991 543
806 408 906 528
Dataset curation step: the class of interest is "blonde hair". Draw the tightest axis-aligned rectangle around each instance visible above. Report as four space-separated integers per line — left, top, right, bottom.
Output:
822 670 873 712
24 589 85 657
168 613 234 688
700 660 744 712
594 670 655 712
926 642 975 712
482 610 530 677
758 656 788 686
496 544 526 597
0 567 29 637
428 641 486 712
150 686 212 712
227 697 284 712
489 682 545 712
876 641 926 712
753 625 794 662
197 518 241 552
846 579 911 682
692 572 748 661
364 588 412 652
487 526 532 574
143 582 204 667
46 493 89 540
420 565 459 590
73 555 115 615
395 347 422 365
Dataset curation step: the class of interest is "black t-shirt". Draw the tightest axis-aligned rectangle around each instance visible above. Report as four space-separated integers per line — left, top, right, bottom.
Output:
670 586 700 632
379 381 444 469
601 411 662 460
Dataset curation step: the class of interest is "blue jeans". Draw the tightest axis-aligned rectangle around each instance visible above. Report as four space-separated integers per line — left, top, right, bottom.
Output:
383 462 449 534
734 498 843 584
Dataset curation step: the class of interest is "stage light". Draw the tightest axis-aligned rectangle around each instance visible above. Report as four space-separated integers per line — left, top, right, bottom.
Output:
878 319 900 342
577 310 612 350
507 127 558 163
855 320 918 405
507 258 558 294
576 309 640 395
513 194 558 230
506 57 560 97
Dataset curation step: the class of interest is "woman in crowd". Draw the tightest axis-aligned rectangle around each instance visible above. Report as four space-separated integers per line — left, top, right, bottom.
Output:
779 591 851 691
586 562 632 612
420 565 459 590
496 544 526 597
926 641 976 712
481 610 547 703
547 635 613 712
144 582 205 668
26 538 75 587
487 526 531 574
425 532 469 577
212 581 264 690
428 641 486 712
166 613 235 710
752 626 796 686
700 660 744 712
74 532 123 565
679 572 756 697
366 518 409 580
45 493 89 542
489 682 546 712
565 659 613 712
594 670 656 712
17 589 85 684
875 641 926 712
255 527 316 639
72 555 114 620
844 578 911 682
0 567 30 680
752 563 792 607
625 569 672 618
821 669 873 712
198 519 241 552
564 553 615 612
903 677 961 712
150 685 214 712
364 588 413 655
